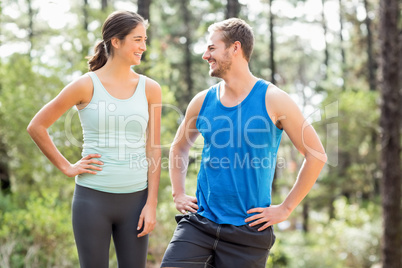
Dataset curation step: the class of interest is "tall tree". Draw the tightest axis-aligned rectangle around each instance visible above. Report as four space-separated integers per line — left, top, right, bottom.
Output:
363 0 380 200
83 0 89 31
137 0 152 72
363 0 376 91
379 0 401 266
101 0 108 11
27 0 35 59
138 0 151 21
180 0 193 108
338 0 346 89
321 0 329 79
0 2 9 193
0 137 10 193
302 202 309 233
226 0 240 18
269 0 276 85
81 0 90 64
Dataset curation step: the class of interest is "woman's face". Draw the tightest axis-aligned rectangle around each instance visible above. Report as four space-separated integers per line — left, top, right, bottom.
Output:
114 23 147 66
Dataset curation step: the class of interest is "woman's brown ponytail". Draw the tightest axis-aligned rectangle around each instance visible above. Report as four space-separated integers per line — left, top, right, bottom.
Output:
87 40 108 71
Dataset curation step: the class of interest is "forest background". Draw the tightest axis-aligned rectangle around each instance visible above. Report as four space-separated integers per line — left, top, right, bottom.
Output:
0 0 400 267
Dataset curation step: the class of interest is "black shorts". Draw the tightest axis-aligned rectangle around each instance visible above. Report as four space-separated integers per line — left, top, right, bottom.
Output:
161 213 275 268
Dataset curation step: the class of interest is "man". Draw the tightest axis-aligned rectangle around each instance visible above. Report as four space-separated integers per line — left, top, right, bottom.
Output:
161 18 327 268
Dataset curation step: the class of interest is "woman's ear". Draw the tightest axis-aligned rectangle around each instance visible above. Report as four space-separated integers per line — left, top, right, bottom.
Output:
111 37 120 49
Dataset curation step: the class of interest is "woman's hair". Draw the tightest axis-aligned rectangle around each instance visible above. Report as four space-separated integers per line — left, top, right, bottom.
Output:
87 11 148 71
208 18 254 62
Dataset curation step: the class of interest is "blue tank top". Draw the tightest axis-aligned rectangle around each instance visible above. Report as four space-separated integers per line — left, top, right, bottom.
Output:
195 79 283 226
75 72 149 193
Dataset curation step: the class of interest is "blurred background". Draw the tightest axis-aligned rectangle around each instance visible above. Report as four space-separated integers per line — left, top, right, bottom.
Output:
0 0 400 267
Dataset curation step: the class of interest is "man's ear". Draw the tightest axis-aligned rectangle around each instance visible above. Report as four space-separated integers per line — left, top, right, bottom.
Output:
233 41 242 54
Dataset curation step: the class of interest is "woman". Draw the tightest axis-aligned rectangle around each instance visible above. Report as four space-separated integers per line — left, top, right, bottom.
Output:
27 11 161 268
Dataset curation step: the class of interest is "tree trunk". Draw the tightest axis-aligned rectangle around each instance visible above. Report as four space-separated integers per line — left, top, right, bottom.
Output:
363 0 376 91
338 0 346 90
27 0 34 59
321 0 329 79
269 0 276 85
83 0 89 31
400 29 402 134
328 195 335 220
137 0 152 72
363 0 379 202
82 0 90 59
379 0 401 267
138 0 152 21
302 202 309 233
226 0 240 19
0 5 8 193
180 0 193 108
0 140 10 193
101 0 108 11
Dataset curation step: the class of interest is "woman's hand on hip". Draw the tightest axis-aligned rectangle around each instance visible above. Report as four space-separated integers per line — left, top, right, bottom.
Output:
64 154 103 177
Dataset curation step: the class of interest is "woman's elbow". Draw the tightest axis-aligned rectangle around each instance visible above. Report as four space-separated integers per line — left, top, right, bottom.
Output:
27 120 43 138
26 121 35 136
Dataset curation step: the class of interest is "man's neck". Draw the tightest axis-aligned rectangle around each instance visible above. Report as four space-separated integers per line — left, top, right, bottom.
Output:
221 67 258 97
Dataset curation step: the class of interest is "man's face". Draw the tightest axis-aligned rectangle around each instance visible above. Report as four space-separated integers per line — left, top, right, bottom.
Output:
202 31 233 78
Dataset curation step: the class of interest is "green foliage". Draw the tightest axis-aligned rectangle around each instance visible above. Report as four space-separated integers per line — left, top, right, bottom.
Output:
0 53 80 198
268 198 381 268
0 190 77 268
317 89 380 204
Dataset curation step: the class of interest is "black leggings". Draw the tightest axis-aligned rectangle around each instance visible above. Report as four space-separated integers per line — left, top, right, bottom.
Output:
72 184 148 268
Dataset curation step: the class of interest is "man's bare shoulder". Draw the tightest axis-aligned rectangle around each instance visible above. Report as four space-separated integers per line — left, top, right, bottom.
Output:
186 88 210 117
266 83 289 100
266 83 296 112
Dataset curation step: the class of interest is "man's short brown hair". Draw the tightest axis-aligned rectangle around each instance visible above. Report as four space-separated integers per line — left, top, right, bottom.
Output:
208 18 254 62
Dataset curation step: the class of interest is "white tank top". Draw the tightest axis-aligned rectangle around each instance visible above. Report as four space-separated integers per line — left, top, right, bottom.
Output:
75 72 149 193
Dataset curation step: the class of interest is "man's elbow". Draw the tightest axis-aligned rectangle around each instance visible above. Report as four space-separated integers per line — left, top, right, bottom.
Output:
318 153 328 165
305 151 327 166
169 141 189 156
